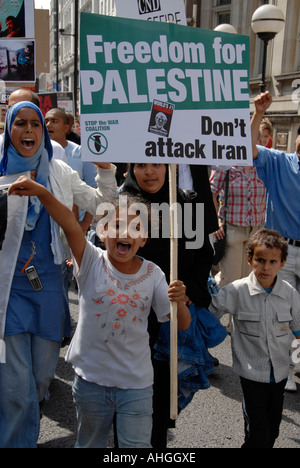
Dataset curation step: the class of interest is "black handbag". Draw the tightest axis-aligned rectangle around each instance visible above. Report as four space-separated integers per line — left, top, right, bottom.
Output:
212 171 229 265
0 189 8 251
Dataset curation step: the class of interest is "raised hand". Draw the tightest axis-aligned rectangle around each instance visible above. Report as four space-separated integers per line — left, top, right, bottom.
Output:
254 91 272 115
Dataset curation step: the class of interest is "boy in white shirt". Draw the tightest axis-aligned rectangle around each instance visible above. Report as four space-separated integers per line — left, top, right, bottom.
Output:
209 228 300 448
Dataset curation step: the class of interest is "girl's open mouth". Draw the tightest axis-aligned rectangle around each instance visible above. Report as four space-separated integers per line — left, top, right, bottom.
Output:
117 242 131 255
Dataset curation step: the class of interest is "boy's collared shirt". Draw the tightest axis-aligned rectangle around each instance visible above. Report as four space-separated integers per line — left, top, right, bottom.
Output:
209 272 300 383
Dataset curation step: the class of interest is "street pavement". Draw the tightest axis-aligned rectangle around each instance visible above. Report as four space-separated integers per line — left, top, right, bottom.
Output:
38 282 300 449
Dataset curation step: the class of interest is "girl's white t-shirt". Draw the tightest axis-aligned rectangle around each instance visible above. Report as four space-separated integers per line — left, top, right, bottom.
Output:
65 241 170 389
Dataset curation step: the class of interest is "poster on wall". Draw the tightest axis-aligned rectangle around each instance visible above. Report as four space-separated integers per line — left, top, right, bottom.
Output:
115 0 186 25
0 0 35 39
0 39 35 83
0 0 35 83
80 13 252 166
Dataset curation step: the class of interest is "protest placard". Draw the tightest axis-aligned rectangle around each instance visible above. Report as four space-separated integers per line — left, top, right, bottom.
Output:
80 13 251 166
115 0 186 25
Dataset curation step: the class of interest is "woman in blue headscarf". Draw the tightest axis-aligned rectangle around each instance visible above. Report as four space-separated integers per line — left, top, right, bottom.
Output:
0 101 117 448
0 101 70 448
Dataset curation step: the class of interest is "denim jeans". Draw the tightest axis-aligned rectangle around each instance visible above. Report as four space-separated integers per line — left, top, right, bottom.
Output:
0 333 61 448
73 374 153 448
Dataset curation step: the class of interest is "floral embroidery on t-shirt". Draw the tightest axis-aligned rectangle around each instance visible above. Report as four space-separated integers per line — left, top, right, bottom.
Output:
91 259 155 343
111 293 137 308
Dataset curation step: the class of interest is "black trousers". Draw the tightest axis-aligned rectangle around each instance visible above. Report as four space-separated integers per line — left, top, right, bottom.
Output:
240 377 287 448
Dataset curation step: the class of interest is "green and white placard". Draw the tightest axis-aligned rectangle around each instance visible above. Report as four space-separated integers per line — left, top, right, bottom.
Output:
80 13 252 166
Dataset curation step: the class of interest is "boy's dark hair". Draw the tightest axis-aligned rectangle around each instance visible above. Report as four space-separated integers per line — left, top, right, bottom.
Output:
46 108 69 124
246 228 288 262
28 90 40 108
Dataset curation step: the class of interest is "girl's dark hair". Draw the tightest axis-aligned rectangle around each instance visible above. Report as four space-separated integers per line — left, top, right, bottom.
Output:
246 228 288 262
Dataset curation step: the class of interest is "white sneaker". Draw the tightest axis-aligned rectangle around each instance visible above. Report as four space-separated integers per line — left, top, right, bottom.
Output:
285 370 297 392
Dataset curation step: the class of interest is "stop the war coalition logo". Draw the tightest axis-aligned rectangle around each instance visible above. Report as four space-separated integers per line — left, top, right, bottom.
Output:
86 120 118 155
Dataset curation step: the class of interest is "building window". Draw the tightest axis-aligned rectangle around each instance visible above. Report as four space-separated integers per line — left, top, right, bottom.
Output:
63 76 70 92
213 0 231 28
216 11 231 25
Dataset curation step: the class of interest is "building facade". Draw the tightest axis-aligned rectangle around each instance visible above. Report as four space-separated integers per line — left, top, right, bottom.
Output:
189 0 300 152
47 0 300 150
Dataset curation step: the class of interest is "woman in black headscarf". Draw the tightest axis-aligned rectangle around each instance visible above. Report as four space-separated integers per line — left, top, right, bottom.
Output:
121 163 219 447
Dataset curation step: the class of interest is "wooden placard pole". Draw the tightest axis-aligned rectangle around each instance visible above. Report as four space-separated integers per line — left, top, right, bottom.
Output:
169 164 178 420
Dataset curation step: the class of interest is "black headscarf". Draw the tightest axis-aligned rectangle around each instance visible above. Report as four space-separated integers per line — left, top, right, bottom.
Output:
121 164 171 277
121 163 170 203
120 163 213 309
